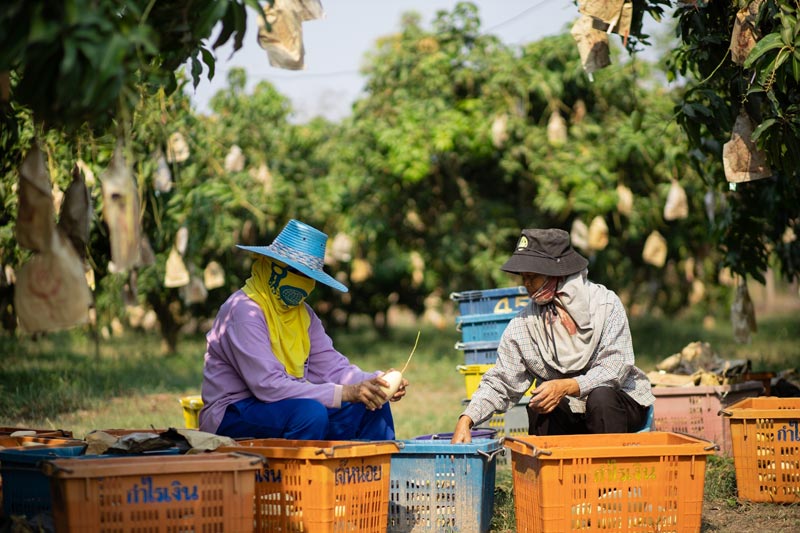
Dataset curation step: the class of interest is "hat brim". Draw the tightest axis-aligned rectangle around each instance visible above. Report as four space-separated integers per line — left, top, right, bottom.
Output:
237 245 349 293
500 250 588 277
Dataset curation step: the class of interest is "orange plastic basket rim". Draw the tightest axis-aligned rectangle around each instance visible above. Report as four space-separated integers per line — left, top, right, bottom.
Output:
221 438 402 459
44 452 265 479
720 396 800 418
504 432 716 460
0 436 85 448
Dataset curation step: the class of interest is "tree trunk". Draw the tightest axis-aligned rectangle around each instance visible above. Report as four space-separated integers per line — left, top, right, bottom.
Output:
146 292 180 355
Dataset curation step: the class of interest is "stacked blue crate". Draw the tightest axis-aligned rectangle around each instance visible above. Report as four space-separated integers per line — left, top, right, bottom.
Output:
451 286 528 350
451 287 532 452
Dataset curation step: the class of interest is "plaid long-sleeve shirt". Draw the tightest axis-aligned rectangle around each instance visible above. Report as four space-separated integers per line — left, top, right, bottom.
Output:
462 291 655 427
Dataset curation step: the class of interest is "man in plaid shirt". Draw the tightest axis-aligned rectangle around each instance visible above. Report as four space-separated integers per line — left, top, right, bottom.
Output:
452 228 654 442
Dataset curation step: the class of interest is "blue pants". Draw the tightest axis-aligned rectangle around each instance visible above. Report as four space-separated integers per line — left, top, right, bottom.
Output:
216 397 395 441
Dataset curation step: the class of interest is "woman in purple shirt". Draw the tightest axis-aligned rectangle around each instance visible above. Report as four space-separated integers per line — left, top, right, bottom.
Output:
199 219 408 440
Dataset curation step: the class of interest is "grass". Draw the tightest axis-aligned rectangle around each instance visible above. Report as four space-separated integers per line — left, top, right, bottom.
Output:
1 311 798 530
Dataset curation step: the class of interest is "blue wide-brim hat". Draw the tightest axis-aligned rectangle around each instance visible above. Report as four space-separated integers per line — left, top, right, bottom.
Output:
237 219 349 293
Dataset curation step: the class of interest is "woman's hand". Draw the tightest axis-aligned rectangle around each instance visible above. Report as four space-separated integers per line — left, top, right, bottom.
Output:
527 378 579 414
343 377 389 411
450 415 474 444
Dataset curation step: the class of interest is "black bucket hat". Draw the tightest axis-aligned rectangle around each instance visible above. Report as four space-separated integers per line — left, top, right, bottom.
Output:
501 228 588 277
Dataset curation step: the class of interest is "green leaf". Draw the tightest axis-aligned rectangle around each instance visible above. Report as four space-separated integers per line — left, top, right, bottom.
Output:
190 55 202 86
200 47 215 81
744 33 785 68
751 118 777 142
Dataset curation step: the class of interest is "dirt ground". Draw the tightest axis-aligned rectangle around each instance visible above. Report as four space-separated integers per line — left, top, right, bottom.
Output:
702 498 800 532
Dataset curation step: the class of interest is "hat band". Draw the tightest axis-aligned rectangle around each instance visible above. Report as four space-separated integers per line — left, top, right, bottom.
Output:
517 249 568 260
269 241 324 271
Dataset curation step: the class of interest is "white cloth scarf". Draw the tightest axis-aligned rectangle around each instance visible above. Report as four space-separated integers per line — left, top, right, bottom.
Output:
524 269 613 374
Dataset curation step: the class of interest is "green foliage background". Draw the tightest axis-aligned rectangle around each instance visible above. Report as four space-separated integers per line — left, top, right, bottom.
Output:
0 2 798 349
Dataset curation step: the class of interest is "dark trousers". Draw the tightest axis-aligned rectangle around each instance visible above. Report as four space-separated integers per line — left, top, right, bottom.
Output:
527 387 648 435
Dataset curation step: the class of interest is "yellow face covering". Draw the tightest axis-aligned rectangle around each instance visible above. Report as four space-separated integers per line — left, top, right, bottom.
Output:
242 257 316 378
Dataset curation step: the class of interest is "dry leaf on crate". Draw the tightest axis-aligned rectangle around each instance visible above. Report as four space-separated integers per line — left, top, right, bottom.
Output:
166 132 190 163
730 0 765 65
101 142 141 271
257 0 306 70
16 143 56 252
14 229 92 333
663 180 688 221
642 230 667 267
616 184 633 216
546 111 568 146
58 164 92 258
570 15 611 76
587 216 609 251
723 109 772 184
731 279 757 343
164 247 190 288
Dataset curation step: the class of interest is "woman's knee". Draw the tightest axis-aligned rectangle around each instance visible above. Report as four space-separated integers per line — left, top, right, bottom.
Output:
288 399 329 429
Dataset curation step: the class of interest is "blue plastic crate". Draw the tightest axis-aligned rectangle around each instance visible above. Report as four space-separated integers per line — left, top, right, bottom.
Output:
1 446 181 518
388 439 503 533
0 445 87 518
455 340 499 365
450 286 530 316
455 311 517 343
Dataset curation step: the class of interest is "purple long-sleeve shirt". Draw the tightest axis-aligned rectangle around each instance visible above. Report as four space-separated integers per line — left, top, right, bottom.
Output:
199 290 377 433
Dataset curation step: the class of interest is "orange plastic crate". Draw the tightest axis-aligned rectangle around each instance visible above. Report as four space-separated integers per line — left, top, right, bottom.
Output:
504 432 715 532
721 396 800 503
0 426 73 438
0 435 85 449
218 438 401 533
44 453 263 532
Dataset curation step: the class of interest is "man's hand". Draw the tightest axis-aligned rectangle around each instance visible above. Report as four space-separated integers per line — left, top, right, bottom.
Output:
343 377 390 411
450 415 474 444
527 378 579 414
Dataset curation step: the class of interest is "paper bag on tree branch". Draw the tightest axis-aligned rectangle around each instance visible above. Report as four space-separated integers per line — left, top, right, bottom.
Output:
730 0 765 65
257 0 306 70
642 230 667 267
58 163 92 258
723 109 772 184
663 179 688 221
571 15 611 75
16 143 56 252
14 229 92 333
100 141 141 271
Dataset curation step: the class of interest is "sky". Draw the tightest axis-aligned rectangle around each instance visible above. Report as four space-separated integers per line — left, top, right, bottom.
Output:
186 1 661 122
